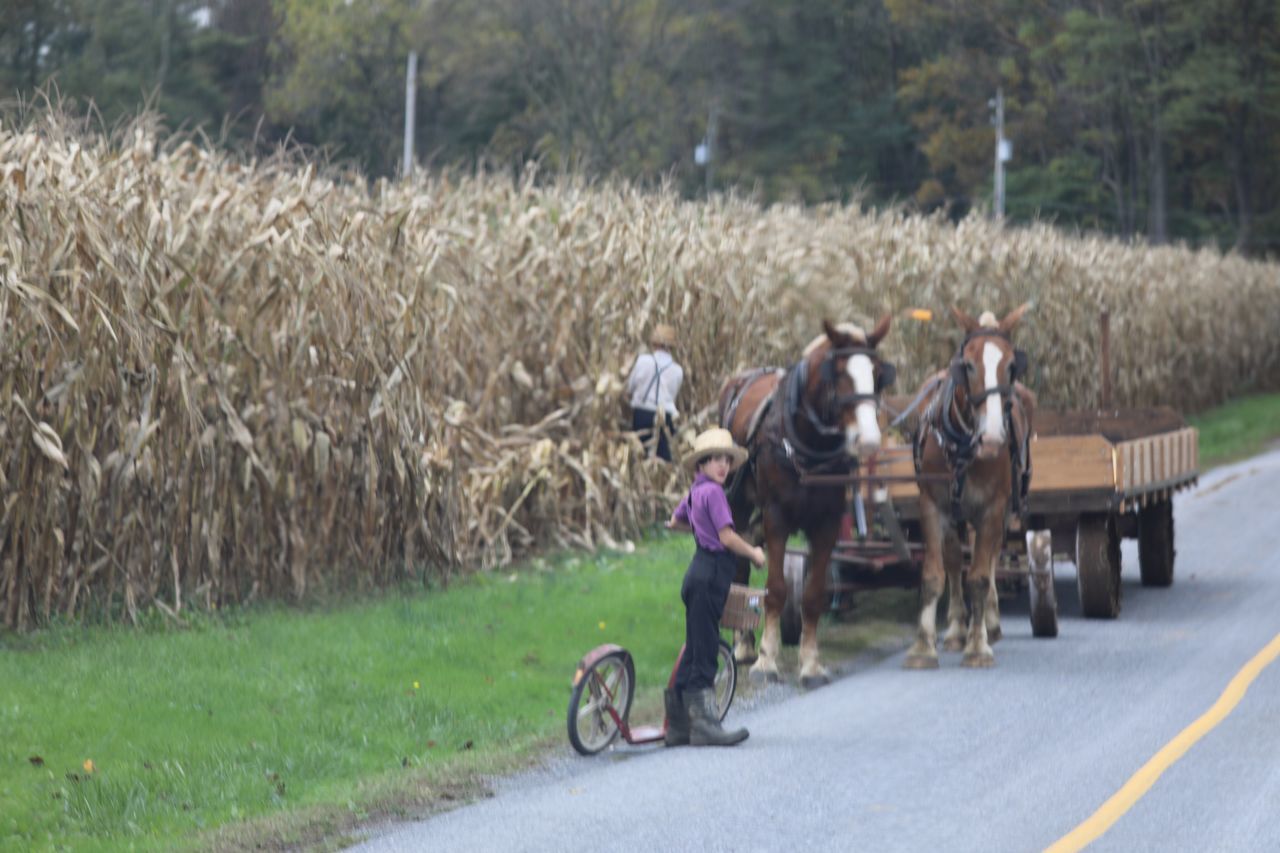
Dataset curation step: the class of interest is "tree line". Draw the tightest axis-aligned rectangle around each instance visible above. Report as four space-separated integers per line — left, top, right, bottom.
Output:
3 0 1277 253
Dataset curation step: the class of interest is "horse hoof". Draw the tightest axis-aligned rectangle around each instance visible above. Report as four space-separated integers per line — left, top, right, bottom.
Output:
748 667 780 686
903 654 939 670
799 670 831 690
987 625 1003 644
942 636 965 652
962 652 995 668
734 650 759 666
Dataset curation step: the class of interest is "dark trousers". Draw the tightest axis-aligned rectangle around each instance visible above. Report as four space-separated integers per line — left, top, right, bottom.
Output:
674 547 736 692
632 408 675 462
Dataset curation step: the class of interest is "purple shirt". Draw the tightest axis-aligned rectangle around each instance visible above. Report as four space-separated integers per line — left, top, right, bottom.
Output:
672 473 736 552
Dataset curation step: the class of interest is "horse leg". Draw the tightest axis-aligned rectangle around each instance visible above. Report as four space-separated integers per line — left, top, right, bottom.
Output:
962 515 1001 668
941 527 967 652
748 522 787 685
985 562 1002 644
730 554 758 664
905 501 945 669
797 520 837 689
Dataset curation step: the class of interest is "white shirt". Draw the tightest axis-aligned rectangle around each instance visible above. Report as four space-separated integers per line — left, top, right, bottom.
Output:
626 348 683 417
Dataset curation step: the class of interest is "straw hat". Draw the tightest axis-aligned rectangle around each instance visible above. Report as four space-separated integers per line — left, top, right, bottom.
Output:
650 323 677 349
684 427 748 472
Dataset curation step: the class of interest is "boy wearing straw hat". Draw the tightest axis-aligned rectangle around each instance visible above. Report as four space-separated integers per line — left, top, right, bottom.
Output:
625 323 683 461
663 428 764 747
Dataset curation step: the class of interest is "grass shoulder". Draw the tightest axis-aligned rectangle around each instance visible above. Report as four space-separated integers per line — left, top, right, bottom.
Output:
1190 391 1280 469
1 533 916 850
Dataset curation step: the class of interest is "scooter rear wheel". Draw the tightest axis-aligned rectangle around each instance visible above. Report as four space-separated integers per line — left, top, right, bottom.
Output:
567 651 634 755
714 639 736 721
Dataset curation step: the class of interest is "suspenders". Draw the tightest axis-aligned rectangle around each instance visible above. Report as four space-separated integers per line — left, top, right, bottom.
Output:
642 351 669 412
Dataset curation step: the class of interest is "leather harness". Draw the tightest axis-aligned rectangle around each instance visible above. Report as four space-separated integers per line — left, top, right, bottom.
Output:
723 347 896 499
914 329 1031 524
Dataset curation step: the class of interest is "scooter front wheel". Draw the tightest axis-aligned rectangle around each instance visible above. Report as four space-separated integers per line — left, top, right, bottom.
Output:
567 650 634 755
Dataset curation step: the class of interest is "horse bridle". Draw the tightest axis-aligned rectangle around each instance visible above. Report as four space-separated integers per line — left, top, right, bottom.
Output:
947 329 1027 410
923 328 1031 521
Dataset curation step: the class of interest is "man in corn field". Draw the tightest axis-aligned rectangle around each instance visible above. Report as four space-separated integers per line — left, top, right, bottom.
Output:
626 323 684 461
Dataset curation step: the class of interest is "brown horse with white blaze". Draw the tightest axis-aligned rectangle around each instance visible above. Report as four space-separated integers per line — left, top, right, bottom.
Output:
905 305 1034 669
718 317 895 687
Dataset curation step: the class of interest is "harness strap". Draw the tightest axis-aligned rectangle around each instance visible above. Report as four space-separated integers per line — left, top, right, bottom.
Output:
721 367 782 443
781 360 854 473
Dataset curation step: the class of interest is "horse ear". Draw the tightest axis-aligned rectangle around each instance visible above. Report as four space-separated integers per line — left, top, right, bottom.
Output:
866 313 891 348
951 305 979 334
999 302 1032 334
822 319 840 343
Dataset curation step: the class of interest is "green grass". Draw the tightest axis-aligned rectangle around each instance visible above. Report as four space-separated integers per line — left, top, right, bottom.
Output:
0 537 706 850
1190 391 1280 468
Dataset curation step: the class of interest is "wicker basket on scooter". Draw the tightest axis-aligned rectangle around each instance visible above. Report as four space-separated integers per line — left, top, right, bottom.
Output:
721 584 767 631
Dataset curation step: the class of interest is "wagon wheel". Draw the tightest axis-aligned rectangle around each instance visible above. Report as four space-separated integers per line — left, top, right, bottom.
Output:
1028 562 1058 639
1138 499 1175 587
1077 514 1122 619
780 552 805 647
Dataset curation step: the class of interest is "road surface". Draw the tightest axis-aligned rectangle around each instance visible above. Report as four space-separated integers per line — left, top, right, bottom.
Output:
358 447 1280 852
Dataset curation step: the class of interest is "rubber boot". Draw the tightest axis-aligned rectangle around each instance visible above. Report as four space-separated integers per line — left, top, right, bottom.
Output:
663 689 690 747
683 688 748 747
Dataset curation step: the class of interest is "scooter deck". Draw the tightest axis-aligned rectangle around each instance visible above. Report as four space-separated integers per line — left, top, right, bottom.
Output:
626 725 665 743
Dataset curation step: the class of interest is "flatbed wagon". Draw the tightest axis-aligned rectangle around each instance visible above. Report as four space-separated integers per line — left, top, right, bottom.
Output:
780 405 1199 643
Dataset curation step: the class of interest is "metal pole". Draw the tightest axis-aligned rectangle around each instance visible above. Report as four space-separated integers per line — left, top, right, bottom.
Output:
705 99 718 197
402 50 418 179
994 87 1005 221
1100 309 1112 410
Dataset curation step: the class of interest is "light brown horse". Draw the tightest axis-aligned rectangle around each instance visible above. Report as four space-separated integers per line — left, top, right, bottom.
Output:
718 317 895 687
905 305 1034 669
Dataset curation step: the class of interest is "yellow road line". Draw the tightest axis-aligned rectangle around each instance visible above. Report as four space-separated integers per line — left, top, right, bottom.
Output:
1046 630 1280 853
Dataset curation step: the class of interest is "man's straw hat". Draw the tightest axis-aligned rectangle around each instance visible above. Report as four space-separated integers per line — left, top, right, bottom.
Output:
684 427 748 472
650 323 677 349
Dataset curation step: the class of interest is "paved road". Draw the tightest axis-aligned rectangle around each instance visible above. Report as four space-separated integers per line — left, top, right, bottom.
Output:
357 448 1280 852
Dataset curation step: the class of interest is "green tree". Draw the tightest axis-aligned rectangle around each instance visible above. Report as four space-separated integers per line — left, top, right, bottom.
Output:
266 0 418 175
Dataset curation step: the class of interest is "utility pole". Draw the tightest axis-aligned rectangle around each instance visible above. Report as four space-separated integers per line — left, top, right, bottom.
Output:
695 99 718 197
990 87 1010 221
402 50 418 179
705 99 718 197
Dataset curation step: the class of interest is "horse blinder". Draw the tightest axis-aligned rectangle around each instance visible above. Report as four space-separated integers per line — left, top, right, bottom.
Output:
1011 349 1028 382
876 361 897 393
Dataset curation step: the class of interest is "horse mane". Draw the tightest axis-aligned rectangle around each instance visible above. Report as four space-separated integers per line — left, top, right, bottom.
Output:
802 322 866 356
977 311 998 328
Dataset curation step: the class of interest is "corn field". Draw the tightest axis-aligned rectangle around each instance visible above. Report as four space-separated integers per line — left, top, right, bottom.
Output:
2 113 1278 628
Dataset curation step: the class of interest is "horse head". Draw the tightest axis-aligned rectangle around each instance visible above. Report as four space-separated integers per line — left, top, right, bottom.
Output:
949 303 1031 460
802 314 895 459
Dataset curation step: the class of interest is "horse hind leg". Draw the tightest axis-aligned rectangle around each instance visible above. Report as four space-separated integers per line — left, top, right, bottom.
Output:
749 610 782 684
729 554 759 664
906 508 946 669
962 529 999 667
962 575 996 667
793 550 834 686
941 530 967 652
985 570 1002 644
747 527 788 681
733 628 758 665
905 570 943 669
